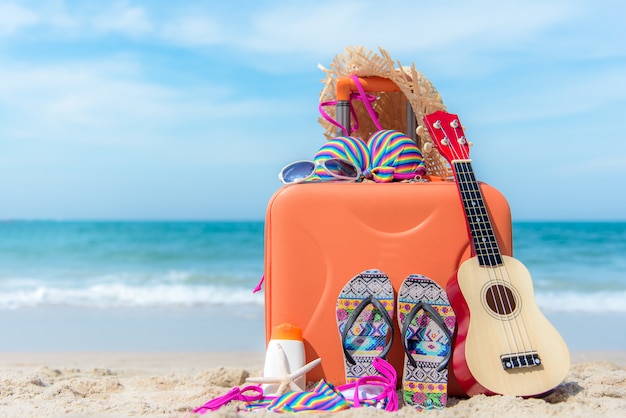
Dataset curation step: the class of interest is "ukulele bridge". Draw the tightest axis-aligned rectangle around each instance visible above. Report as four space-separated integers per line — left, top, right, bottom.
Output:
500 351 542 370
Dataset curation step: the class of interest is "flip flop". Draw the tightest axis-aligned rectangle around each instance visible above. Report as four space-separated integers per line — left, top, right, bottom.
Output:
336 269 395 384
397 274 456 410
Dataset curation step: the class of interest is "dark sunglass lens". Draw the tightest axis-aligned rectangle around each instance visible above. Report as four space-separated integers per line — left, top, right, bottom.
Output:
324 159 358 177
282 161 315 182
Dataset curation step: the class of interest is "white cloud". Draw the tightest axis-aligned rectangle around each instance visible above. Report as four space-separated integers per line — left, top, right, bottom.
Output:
557 155 626 176
92 3 152 37
463 65 626 125
230 0 580 59
0 0 153 38
0 59 150 138
0 55 305 152
160 15 224 46
0 3 39 34
1 1 619 78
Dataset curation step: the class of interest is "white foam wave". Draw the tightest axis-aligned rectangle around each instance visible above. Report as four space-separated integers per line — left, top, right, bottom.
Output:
0 283 264 310
536 290 626 313
1 284 622 314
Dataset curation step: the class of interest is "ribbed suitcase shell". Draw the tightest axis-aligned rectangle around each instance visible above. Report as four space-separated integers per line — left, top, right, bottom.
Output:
263 180 512 395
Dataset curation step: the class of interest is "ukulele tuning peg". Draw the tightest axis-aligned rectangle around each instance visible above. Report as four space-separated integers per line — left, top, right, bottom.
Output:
433 120 442 129
441 137 449 146
450 119 459 128
467 141 474 147
422 142 433 153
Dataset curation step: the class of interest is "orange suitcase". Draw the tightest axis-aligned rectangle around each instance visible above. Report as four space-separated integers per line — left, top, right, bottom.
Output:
263 180 512 395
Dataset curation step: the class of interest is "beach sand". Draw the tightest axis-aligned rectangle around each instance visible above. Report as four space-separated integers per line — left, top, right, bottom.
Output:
0 351 624 417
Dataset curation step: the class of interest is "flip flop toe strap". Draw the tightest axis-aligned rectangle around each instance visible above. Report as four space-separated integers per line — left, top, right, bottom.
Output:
401 301 453 372
341 295 395 365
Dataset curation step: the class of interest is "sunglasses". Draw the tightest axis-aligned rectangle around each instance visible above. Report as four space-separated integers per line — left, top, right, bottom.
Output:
279 158 362 184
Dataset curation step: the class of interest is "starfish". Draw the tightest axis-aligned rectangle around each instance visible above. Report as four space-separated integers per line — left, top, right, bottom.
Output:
246 343 322 396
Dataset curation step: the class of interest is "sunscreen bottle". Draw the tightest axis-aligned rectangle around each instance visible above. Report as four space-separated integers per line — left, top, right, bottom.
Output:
262 323 306 395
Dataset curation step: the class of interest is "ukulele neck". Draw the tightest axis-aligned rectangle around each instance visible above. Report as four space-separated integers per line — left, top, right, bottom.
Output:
452 159 503 267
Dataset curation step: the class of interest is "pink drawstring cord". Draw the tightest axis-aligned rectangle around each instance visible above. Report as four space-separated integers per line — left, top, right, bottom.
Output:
191 385 263 414
337 357 399 412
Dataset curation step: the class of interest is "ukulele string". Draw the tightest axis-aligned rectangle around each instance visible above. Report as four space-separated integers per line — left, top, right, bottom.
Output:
451 160 518 356
461 162 530 357
448 120 533 358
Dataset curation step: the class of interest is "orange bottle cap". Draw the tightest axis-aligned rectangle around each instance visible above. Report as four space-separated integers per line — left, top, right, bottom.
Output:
272 323 303 341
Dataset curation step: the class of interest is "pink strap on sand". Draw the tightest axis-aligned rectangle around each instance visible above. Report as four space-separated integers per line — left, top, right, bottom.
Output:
192 385 263 414
337 357 398 412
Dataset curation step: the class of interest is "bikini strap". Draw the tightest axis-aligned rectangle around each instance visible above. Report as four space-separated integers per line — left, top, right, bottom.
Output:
319 75 383 136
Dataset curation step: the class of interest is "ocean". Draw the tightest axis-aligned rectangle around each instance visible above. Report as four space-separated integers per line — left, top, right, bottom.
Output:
0 220 624 351
0 221 265 312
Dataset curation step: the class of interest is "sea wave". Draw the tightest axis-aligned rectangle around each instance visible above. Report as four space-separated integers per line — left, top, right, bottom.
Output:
0 283 623 314
0 283 265 310
536 290 626 313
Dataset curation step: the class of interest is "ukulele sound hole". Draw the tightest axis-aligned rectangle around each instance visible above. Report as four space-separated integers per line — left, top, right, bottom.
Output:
484 284 517 317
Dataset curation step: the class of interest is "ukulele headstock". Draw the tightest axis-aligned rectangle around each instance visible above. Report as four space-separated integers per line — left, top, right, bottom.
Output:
423 110 471 164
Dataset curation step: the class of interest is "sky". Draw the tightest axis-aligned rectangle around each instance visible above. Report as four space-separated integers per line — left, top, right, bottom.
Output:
1 0 625 221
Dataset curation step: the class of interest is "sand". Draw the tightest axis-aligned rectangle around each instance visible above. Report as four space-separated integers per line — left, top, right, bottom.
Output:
0 351 624 417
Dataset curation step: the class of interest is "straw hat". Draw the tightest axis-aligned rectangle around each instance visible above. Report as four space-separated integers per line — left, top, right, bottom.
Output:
318 46 449 178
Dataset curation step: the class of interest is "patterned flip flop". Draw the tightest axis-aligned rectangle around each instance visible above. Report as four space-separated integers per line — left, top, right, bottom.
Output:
397 274 456 410
336 269 395 383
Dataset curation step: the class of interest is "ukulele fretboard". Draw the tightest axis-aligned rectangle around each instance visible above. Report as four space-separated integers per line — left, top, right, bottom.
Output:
453 160 503 266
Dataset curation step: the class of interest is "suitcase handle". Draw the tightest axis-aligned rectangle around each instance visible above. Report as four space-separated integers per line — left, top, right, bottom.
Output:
336 76 400 101
334 76 415 140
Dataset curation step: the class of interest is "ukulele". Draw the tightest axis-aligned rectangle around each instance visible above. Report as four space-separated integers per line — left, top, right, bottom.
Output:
422 110 570 397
